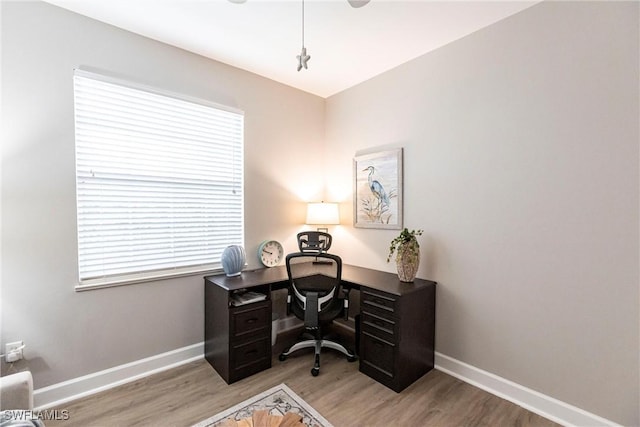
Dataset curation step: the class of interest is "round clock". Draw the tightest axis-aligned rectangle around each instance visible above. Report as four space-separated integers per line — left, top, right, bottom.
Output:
258 240 284 267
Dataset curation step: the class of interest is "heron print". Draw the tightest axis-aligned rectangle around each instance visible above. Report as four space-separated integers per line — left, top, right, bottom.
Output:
354 149 403 229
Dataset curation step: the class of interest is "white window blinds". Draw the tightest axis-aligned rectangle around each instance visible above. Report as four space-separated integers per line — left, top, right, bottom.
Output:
73 69 244 288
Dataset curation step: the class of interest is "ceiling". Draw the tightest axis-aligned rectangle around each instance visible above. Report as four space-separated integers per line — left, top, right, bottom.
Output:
43 0 540 98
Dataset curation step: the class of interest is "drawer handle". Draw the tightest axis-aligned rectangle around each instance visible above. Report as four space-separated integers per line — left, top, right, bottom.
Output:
246 318 257 324
362 331 394 347
245 349 258 356
372 297 395 306
364 300 394 312
363 310 396 325
363 290 395 302
363 320 393 335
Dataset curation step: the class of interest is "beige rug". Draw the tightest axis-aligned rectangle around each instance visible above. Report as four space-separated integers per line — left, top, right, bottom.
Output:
192 383 333 427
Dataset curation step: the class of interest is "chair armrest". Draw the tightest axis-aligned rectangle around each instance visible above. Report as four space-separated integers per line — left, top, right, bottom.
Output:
0 371 34 410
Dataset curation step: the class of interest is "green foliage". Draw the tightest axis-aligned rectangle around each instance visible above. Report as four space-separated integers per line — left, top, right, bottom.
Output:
387 228 423 263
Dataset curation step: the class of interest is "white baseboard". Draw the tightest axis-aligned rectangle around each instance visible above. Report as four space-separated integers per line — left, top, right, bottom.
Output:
434 352 620 427
33 342 203 410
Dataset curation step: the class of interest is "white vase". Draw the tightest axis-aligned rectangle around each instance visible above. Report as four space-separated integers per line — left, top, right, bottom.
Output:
221 245 245 277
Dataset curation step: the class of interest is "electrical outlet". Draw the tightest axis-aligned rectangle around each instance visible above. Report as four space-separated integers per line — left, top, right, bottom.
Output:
5 341 24 362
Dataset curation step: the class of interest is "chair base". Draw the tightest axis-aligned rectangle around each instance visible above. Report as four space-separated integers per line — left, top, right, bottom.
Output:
279 338 357 376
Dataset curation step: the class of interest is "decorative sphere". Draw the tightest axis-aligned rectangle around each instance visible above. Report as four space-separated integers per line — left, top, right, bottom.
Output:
221 245 245 277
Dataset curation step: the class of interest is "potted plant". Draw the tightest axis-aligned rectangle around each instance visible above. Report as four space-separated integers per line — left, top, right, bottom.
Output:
387 228 423 282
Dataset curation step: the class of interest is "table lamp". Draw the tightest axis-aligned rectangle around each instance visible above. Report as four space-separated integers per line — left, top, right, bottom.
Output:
306 202 339 232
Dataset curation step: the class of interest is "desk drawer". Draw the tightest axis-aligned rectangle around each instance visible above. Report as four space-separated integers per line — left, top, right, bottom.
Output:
231 336 270 368
361 289 397 316
230 336 271 382
230 301 271 340
361 331 395 378
361 310 396 343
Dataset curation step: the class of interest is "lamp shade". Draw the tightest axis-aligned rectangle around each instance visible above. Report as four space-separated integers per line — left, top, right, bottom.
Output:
306 202 339 225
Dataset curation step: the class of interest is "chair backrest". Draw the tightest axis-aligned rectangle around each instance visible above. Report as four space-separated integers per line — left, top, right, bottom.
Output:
296 231 332 253
285 252 342 312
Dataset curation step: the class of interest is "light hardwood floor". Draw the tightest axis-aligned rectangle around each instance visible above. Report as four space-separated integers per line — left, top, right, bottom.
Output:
46 337 558 427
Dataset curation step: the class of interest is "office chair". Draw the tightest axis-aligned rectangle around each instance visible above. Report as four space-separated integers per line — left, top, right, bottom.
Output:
279 252 357 376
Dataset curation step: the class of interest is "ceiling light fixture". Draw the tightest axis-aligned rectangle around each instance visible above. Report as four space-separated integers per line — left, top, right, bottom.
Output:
229 0 368 72
296 0 310 72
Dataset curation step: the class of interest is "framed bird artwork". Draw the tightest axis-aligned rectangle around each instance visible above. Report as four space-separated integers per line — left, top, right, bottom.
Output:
353 148 403 229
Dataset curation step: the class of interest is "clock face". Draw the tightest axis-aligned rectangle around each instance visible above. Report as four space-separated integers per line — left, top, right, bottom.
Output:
259 240 284 267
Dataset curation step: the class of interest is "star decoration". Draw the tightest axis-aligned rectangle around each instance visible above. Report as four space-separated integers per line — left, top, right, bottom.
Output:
297 47 310 72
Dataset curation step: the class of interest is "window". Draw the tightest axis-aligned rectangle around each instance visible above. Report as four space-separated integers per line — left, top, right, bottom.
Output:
73 69 243 289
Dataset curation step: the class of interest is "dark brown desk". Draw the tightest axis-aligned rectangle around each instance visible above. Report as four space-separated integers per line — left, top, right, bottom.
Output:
204 263 436 392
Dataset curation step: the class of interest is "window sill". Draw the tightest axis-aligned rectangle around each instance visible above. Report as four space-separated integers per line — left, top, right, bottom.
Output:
75 266 225 292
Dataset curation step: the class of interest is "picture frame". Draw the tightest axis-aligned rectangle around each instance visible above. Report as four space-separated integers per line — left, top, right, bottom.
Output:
353 148 403 229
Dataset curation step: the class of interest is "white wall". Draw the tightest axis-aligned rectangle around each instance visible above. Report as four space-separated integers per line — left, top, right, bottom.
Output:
1 0 323 388
325 1 639 425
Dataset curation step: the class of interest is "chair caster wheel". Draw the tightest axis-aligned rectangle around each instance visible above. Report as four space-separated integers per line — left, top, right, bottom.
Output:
279 354 287 361
311 367 319 376
347 356 357 362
